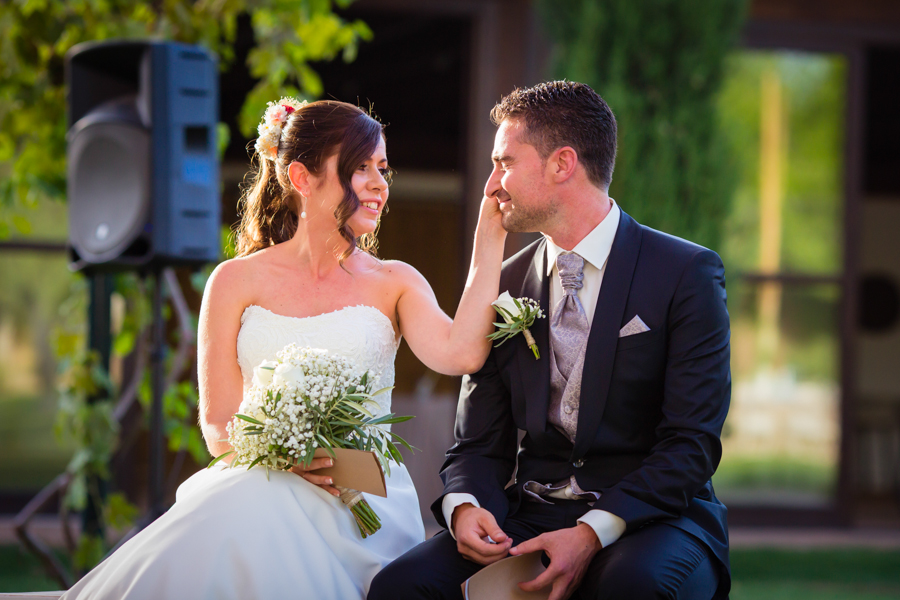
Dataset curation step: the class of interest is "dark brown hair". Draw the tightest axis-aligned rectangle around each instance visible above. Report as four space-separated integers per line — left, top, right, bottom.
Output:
235 100 386 261
490 81 617 189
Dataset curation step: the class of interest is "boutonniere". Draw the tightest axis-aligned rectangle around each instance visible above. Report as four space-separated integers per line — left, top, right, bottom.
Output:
488 291 545 359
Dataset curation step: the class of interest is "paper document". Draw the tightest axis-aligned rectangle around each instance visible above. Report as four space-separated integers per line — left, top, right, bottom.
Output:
312 447 387 497
462 552 550 600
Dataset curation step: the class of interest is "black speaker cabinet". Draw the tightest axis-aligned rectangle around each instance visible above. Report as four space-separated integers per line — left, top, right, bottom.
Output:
66 40 220 271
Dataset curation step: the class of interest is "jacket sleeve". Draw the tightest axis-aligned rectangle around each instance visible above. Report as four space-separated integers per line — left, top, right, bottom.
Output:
430 347 518 528
591 249 731 530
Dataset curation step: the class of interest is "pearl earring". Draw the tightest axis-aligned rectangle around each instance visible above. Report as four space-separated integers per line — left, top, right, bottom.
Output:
300 210 307 219
299 195 307 219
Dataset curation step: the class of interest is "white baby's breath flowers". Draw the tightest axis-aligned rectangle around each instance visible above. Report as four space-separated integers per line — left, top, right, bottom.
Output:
212 343 414 538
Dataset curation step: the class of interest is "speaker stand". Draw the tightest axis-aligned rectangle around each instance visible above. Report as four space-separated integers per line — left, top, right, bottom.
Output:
147 268 166 522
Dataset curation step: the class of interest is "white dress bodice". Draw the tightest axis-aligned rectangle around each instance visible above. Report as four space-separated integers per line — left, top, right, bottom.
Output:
237 304 399 420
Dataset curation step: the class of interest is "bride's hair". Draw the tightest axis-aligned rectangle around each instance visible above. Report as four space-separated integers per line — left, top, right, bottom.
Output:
234 100 386 261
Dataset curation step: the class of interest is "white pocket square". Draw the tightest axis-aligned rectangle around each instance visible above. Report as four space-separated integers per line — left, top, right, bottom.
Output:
619 315 650 337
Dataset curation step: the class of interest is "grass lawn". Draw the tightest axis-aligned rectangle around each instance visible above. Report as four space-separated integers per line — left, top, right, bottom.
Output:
730 549 900 600
0 545 64 593
1 545 899 596
0 394 74 492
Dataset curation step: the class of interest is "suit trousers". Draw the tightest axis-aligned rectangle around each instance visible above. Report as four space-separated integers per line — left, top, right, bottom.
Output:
367 500 719 600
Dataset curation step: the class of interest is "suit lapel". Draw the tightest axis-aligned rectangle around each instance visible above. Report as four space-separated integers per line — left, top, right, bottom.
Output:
516 239 552 444
572 211 643 459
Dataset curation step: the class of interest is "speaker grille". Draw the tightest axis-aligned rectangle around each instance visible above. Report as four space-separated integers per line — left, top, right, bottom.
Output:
68 121 151 264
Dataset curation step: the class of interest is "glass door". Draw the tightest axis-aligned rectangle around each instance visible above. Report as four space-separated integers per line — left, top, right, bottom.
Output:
714 50 847 510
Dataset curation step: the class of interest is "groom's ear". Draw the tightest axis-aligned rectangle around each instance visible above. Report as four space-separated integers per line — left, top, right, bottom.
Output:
548 146 578 184
288 161 312 197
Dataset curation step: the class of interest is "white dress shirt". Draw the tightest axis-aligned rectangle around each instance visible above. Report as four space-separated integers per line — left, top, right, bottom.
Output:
443 200 627 549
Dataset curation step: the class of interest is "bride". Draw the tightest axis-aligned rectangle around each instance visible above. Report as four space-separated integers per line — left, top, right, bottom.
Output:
61 99 506 599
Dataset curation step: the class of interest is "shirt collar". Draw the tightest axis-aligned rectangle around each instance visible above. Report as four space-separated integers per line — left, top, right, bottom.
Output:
545 200 620 277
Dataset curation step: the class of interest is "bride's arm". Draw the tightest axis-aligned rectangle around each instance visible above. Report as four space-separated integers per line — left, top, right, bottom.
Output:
396 195 506 376
197 260 250 460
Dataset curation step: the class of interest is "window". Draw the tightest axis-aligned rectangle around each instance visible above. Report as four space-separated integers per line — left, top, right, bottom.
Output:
714 50 847 508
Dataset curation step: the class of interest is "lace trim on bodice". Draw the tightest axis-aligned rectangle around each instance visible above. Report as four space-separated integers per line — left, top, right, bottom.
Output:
236 304 399 419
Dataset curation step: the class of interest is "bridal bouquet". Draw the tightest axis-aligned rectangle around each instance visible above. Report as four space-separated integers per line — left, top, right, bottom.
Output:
210 344 413 538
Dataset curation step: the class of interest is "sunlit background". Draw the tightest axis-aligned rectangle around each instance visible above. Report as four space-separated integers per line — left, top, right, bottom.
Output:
715 50 846 509
2 0 900 595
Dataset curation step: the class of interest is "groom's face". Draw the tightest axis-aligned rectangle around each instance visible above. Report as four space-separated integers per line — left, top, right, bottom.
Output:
485 118 557 233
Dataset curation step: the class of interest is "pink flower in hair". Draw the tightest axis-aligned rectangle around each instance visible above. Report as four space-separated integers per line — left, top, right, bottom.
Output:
255 97 308 162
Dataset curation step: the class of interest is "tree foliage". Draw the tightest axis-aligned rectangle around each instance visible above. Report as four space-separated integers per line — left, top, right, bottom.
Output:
0 0 372 236
538 0 748 251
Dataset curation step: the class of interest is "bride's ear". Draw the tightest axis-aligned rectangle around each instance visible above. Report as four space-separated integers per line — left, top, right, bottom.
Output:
288 161 311 197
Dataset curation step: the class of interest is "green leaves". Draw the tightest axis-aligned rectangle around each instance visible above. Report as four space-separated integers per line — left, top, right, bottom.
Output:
0 0 372 235
208 450 235 468
72 534 105 571
489 297 543 359
234 413 264 426
341 400 374 418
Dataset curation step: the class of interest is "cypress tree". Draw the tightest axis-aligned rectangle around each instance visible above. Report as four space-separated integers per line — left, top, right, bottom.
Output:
539 0 748 252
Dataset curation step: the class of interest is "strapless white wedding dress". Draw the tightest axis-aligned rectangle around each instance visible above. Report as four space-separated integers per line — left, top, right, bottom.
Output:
62 305 425 600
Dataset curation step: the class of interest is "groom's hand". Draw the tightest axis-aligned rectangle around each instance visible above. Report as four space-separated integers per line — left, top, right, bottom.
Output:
451 504 512 565
510 523 602 600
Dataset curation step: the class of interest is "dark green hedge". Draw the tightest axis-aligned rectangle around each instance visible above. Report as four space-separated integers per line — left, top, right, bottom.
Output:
538 0 748 252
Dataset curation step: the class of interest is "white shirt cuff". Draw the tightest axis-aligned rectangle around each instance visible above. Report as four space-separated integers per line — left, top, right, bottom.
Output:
576 509 626 548
441 493 480 540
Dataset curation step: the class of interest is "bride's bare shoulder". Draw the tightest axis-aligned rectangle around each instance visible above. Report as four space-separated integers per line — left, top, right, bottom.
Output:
202 251 274 308
375 258 427 287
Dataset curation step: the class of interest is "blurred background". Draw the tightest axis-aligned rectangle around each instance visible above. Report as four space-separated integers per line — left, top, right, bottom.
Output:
1 0 900 596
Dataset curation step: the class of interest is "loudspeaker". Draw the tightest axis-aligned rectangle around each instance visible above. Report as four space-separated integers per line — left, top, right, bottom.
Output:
66 40 220 271
857 198 900 399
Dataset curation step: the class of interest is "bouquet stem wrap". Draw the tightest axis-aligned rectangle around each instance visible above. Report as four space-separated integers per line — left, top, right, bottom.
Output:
522 329 539 359
338 486 382 538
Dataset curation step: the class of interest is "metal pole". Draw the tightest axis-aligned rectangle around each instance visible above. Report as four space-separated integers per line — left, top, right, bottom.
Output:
88 273 112 372
83 272 112 544
148 270 166 520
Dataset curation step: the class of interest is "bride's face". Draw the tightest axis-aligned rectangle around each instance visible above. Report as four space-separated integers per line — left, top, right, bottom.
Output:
347 136 390 236
311 137 390 237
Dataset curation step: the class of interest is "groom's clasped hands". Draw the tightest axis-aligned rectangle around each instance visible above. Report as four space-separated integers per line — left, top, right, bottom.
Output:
453 504 602 600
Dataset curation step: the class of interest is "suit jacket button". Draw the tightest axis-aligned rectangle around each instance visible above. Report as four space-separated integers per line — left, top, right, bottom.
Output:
573 459 584 468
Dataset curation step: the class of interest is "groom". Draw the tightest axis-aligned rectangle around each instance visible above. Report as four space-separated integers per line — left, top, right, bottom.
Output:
369 81 731 600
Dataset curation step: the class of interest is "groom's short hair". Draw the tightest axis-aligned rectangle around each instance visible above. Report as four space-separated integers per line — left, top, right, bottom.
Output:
490 81 617 190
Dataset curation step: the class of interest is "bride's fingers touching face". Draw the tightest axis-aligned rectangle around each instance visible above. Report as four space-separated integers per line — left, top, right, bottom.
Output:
290 457 341 497
477 194 505 237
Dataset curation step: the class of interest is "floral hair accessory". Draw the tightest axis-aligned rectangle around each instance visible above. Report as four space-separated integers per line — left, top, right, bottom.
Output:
255 96 309 162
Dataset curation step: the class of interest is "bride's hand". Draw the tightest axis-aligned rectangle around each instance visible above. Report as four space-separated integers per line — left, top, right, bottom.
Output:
476 194 505 240
290 457 340 497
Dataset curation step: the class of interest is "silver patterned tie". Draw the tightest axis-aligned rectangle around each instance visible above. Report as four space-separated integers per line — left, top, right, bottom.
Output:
550 253 589 379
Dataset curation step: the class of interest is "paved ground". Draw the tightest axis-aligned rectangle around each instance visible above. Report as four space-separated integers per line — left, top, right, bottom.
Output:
729 526 900 548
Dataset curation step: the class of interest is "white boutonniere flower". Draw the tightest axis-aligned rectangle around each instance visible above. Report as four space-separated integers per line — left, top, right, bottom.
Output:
489 291 545 359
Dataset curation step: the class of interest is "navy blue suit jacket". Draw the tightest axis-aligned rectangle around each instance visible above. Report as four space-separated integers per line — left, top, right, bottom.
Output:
431 210 732 597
